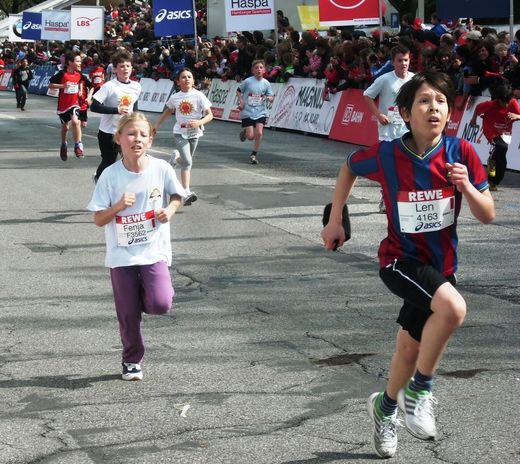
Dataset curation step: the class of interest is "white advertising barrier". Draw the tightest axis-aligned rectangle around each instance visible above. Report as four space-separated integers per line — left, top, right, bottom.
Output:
457 96 520 171
70 6 104 41
269 78 336 135
207 79 283 127
207 78 239 121
138 78 175 112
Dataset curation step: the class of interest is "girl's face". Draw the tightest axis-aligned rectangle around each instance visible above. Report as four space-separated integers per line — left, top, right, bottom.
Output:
401 83 451 143
70 55 82 71
478 47 489 60
177 70 194 90
115 120 152 159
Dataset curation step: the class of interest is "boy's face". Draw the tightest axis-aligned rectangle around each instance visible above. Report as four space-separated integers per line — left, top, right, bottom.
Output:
69 55 82 71
115 60 132 81
392 52 410 77
401 83 451 142
252 62 265 78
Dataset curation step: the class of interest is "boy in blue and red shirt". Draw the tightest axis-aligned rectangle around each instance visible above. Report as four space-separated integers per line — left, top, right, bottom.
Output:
322 71 495 459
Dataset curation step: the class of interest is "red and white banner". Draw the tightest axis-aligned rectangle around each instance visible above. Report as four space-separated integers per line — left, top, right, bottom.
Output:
41 10 71 41
319 0 379 27
328 88 378 145
0 69 13 91
224 0 275 33
456 96 520 171
71 6 104 40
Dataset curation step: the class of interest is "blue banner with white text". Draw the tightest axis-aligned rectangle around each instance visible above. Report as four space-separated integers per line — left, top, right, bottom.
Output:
153 0 195 37
436 0 509 19
21 12 42 40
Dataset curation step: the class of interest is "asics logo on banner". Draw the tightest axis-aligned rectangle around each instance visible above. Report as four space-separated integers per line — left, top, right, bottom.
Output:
329 0 367 9
155 9 192 22
23 21 41 30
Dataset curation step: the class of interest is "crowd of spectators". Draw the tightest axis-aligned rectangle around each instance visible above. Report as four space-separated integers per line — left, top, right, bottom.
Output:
1 3 520 104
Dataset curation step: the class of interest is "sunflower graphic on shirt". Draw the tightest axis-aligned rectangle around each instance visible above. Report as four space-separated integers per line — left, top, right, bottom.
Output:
178 100 194 116
119 95 132 106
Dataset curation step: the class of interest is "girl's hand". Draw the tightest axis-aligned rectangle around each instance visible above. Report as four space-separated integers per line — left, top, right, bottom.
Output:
155 208 172 223
117 192 136 212
321 222 346 251
118 105 130 115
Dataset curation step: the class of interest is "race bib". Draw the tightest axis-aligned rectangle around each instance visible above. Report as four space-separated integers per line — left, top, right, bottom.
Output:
180 124 198 139
387 106 403 125
93 76 103 84
65 82 79 94
115 210 157 246
247 93 263 106
397 187 455 234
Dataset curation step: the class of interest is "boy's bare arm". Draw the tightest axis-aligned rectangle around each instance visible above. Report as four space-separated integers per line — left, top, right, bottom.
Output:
446 162 495 224
321 163 357 250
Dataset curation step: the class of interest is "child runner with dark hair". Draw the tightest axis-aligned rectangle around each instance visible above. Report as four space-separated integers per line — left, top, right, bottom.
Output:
322 70 495 459
153 68 213 206
237 59 274 165
469 84 520 191
49 51 89 160
91 50 141 182
12 58 33 111
87 112 186 381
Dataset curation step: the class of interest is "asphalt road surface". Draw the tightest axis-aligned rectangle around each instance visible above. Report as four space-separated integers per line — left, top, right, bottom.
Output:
0 91 519 464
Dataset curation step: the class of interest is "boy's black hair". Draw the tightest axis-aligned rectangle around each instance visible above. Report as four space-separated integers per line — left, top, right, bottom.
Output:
390 44 410 59
396 71 456 128
493 84 513 103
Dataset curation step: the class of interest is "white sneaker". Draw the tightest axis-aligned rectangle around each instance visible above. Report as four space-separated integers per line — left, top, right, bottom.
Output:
397 386 437 440
367 392 401 458
122 362 143 381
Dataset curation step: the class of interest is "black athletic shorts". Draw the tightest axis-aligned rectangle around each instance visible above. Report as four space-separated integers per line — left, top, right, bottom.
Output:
59 107 80 125
241 116 267 128
379 259 456 342
78 109 88 122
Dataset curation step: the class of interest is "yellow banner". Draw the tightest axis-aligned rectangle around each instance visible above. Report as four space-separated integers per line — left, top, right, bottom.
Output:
297 5 328 31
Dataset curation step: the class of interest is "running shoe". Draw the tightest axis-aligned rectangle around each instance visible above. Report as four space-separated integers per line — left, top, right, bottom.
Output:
397 385 437 440
249 154 258 165
183 192 198 206
122 362 143 381
74 142 84 158
239 129 246 142
489 183 498 192
60 143 68 161
487 158 496 178
367 392 401 458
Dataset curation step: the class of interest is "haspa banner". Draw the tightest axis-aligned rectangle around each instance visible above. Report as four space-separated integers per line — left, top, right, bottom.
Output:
71 6 104 40
41 10 71 41
224 0 275 33
319 0 379 27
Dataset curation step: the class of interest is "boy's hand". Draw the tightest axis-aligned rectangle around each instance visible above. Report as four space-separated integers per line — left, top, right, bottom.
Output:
321 222 346 251
445 162 470 192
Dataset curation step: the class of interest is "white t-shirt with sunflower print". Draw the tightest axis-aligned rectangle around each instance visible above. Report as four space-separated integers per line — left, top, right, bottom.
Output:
165 88 212 139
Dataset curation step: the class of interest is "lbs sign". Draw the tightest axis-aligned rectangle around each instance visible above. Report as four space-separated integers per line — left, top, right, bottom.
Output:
153 0 195 37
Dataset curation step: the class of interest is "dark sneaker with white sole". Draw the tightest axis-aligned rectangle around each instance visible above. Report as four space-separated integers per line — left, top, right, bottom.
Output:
184 192 198 206
122 362 143 381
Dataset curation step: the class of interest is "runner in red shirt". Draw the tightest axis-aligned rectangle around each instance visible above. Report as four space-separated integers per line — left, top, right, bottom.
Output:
50 51 89 161
89 58 105 94
470 84 520 190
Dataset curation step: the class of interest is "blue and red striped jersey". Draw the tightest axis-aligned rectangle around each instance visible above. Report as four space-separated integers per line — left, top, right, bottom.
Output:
347 134 489 275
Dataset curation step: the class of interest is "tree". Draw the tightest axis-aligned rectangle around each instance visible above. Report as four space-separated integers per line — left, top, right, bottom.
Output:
386 0 418 20
0 0 44 17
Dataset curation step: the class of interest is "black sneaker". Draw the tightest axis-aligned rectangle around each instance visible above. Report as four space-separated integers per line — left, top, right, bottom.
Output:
239 129 246 142
122 362 143 381
249 154 258 165
60 144 68 161
184 192 198 206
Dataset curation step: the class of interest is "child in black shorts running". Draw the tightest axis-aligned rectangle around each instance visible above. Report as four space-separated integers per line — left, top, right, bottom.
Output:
322 70 495 459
